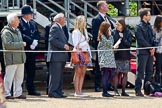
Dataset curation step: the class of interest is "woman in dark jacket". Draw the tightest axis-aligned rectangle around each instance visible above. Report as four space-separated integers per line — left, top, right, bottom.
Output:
112 19 132 96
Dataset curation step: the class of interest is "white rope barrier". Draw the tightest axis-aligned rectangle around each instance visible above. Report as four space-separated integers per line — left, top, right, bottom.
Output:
0 46 161 53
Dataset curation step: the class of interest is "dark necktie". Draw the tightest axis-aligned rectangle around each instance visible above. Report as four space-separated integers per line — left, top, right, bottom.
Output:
27 22 30 28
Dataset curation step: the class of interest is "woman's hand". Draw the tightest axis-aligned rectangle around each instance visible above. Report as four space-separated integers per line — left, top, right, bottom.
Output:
119 33 123 38
86 38 90 43
76 45 82 51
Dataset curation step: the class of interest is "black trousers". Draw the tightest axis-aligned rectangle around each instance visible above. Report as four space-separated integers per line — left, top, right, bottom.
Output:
25 52 36 93
48 61 65 96
155 53 162 83
135 54 153 93
94 52 101 89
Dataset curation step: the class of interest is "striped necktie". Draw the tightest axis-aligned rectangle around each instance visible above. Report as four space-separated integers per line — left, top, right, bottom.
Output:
104 16 108 22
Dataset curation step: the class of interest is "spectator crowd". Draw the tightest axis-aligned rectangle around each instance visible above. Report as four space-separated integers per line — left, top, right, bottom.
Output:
0 0 162 100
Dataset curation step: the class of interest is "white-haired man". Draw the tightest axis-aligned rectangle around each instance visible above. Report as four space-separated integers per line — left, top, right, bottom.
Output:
1 13 26 99
47 13 69 98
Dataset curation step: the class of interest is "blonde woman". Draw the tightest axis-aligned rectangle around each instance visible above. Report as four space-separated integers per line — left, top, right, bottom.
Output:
72 15 92 97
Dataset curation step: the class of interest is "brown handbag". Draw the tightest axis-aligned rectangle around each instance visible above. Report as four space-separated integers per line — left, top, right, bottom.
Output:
71 51 90 65
71 32 90 65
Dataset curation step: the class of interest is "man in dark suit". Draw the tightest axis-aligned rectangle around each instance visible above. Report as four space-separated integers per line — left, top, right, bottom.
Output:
18 5 41 96
135 8 155 96
92 1 114 92
47 13 69 98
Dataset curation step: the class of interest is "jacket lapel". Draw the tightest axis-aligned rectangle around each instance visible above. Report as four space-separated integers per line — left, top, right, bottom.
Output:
56 23 67 41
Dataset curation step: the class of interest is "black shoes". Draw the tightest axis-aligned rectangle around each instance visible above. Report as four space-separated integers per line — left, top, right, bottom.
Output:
48 94 67 98
121 92 129 96
28 91 41 96
6 95 26 99
15 95 26 99
6 96 14 99
102 93 114 97
135 91 144 97
95 87 101 92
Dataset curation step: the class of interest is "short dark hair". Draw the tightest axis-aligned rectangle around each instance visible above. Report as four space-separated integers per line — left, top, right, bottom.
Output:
97 0 106 10
138 8 151 19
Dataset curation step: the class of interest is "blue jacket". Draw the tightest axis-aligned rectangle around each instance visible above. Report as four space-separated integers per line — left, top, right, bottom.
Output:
18 18 40 50
135 20 155 55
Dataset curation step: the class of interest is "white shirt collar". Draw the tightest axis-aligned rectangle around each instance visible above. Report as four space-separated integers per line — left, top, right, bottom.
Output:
22 17 28 23
99 12 106 19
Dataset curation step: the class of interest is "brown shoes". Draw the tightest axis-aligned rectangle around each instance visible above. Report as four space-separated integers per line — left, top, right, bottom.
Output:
6 95 26 100
135 92 144 97
15 95 26 99
6 96 14 99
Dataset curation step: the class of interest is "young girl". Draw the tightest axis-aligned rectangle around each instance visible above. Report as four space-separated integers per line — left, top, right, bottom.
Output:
72 15 92 97
98 21 116 97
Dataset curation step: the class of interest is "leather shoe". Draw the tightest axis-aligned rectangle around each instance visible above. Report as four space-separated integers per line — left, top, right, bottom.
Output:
121 92 129 96
144 90 149 95
135 92 144 97
6 96 14 99
102 93 114 97
28 91 41 96
48 94 67 98
58 91 64 95
15 95 26 99
95 87 101 92
60 94 67 98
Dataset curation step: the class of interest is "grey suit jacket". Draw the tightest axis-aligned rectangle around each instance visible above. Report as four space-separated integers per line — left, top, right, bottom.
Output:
47 23 69 62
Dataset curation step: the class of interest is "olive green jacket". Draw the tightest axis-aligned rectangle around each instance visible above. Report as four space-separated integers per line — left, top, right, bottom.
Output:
1 25 26 66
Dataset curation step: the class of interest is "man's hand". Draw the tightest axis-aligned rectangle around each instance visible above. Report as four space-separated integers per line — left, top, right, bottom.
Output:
119 33 123 38
23 42 26 47
64 44 69 50
32 40 38 46
30 44 36 50
150 48 155 56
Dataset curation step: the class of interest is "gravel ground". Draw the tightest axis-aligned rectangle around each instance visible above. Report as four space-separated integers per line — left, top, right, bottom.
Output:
4 89 162 108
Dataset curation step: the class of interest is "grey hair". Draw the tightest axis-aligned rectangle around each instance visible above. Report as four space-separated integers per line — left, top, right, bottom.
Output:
53 13 64 22
7 13 18 24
